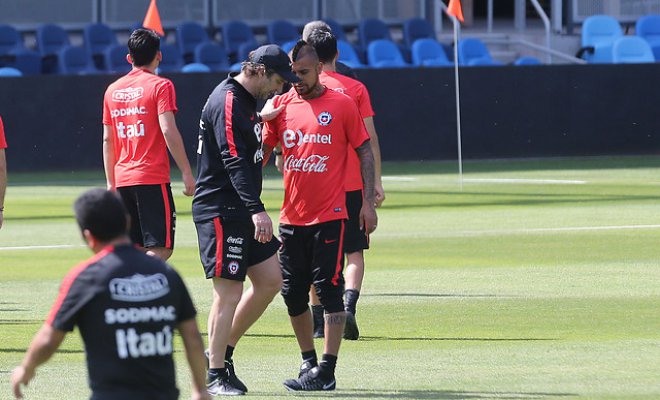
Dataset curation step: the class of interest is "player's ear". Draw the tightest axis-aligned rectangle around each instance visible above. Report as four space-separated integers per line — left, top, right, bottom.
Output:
82 229 96 248
126 54 133 65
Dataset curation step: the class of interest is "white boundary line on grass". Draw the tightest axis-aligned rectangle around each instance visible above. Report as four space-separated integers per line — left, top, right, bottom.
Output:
464 178 587 185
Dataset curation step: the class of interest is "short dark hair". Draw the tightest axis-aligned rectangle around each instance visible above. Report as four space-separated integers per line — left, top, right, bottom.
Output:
291 40 318 63
306 29 337 64
74 189 128 242
128 28 160 66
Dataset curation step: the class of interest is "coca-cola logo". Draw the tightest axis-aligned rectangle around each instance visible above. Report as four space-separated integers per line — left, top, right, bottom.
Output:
282 129 332 149
284 154 329 173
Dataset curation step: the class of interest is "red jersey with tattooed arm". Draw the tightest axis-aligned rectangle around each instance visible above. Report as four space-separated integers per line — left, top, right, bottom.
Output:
102 68 177 188
319 70 375 192
263 87 370 226
0 116 7 149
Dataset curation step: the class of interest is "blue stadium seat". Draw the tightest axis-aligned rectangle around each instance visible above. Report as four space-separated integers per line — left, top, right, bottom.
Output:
514 56 542 65
236 41 259 63
0 24 24 55
58 45 98 75
83 23 118 70
0 67 22 77
337 40 365 68
36 24 70 74
194 42 229 71
9 50 42 75
182 62 211 73
635 14 660 61
358 18 392 58
267 20 299 46
578 15 622 63
281 40 297 55
411 38 451 67
105 44 131 74
403 18 434 49
176 21 210 64
458 38 503 66
322 18 347 41
158 43 184 72
612 36 655 64
222 20 257 63
367 39 409 68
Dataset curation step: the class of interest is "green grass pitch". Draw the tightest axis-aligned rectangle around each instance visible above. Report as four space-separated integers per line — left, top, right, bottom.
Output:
1 157 660 399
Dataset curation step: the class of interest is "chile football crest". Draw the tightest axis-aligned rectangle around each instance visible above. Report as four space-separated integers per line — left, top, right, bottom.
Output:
317 111 332 126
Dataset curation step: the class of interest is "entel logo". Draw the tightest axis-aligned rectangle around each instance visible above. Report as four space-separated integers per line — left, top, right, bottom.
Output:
282 129 332 149
112 87 144 103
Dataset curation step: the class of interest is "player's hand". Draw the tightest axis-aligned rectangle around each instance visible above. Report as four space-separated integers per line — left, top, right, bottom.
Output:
275 154 284 173
106 182 115 192
251 211 273 243
375 182 385 208
182 171 195 196
259 97 284 122
359 203 378 234
191 390 211 400
11 365 34 399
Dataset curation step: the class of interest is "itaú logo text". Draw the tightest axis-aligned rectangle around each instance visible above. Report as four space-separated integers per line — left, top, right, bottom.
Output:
283 154 329 173
282 129 332 149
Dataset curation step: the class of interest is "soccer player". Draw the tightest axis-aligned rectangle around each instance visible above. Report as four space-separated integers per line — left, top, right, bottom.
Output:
10 188 209 400
302 20 357 79
102 28 195 261
192 44 299 395
0 115 7 230
263 41 377 391
305 27 386 340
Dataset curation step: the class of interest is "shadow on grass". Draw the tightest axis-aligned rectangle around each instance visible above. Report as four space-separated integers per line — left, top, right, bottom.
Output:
240 333 555 343
0 319 41 325
0 348 83 354
250 388 575 399
364 293 502 298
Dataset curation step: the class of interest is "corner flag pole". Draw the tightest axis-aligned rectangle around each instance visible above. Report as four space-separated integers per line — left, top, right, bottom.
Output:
452 15 463 191
445 0 465 190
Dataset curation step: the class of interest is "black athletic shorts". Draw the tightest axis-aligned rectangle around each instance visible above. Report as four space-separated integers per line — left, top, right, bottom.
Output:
117 183 175 249
195 216 280 281
343 190 369 253
279 220 345 313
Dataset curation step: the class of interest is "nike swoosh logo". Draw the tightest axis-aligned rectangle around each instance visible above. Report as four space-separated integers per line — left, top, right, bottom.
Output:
323 380 335 390
324 239 337 244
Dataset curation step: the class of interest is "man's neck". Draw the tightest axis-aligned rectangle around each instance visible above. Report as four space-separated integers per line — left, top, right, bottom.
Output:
90 236 132 254
300 84 325 100
234 73 258 98
322 62 336 73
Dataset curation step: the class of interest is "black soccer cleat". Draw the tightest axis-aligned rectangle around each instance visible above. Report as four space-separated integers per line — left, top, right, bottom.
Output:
207 376 245 396
225 358 249 393
343 311 360 340
298 360 317 378
283 366 336 391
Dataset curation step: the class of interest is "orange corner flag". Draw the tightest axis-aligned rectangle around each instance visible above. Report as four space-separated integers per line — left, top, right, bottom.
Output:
447 0 464 23
143 0 164 36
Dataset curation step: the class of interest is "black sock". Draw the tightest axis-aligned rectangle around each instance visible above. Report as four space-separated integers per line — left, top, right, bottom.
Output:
319 353 337 376
208 367 226 381
301 349 318 366
344 289 360 316
311 304 324 327
225 345 235 361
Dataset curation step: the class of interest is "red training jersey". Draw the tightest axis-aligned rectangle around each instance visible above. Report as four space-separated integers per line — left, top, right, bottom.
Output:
319 71 375 191
0 116 7 149
263 87 370 226
102 68 177 187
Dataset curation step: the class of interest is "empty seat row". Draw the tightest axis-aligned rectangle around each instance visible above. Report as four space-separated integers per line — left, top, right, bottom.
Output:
579 14 658 63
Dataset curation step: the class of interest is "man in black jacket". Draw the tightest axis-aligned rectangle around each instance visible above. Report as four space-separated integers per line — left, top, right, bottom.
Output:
192 44 299 396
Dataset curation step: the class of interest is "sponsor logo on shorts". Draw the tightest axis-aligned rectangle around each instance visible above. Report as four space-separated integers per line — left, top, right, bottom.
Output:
109 273 170 302
227 261 239 275
334 207 342 213
228 245 242 254
227 253 243 260
317 111 333 126
227 236 244 245
112 87 144 102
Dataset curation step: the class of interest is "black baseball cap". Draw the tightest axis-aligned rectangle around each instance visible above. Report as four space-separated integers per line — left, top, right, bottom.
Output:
249 44 300 83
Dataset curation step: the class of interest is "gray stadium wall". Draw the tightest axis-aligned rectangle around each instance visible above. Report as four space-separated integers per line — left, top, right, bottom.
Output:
1 64 660 171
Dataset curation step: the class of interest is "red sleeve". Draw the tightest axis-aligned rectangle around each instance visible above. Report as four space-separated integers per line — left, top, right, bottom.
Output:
156 80 178 115
355 83 375 119
102 91 112 126
0 116 6 149
262 96 282 148
344 100 370 149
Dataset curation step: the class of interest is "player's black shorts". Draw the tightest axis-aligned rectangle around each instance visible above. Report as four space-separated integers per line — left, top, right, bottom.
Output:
279 220 345 314
343 189 369 253
117 183 175 249
195 216 280 281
